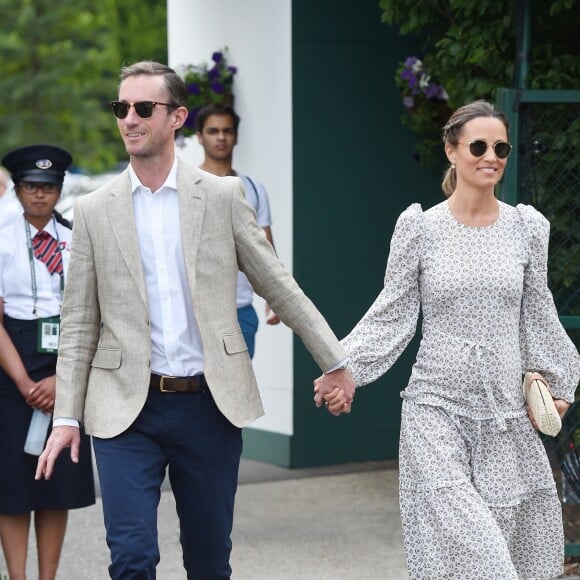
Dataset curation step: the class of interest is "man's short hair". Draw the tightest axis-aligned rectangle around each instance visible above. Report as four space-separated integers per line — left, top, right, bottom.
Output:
119 61 188 109
196 104 241 134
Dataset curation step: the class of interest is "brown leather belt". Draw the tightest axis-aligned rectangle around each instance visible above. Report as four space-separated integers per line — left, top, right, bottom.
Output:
149 374 208 393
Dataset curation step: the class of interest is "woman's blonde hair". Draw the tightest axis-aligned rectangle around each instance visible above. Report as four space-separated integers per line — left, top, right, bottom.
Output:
440 100 509 197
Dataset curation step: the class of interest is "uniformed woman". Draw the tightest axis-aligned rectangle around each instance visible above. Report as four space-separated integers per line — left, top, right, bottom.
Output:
0 145 95 580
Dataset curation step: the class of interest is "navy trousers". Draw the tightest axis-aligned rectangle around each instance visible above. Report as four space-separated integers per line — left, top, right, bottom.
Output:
92 387 242 580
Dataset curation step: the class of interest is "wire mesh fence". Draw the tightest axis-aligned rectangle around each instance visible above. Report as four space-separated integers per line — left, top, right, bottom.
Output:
517 101 580 318
514 97 580 554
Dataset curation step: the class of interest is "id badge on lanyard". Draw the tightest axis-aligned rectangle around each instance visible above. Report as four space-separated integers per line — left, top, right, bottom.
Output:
37 316 61 353
25 217 64 353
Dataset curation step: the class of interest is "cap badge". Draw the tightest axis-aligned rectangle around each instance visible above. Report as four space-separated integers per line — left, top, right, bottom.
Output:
36 159 53 169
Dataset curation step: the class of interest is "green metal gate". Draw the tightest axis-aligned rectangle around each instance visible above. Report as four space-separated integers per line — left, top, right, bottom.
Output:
496 88 580 555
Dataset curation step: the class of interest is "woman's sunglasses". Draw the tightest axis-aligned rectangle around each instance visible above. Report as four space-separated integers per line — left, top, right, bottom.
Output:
109 100 177 119
458 140 513 159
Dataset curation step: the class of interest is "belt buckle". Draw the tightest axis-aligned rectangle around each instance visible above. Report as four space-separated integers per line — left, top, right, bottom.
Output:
159 375 176 393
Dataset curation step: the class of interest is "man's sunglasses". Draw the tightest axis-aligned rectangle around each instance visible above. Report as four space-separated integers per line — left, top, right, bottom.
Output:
458 140 513 159
109 100 177 119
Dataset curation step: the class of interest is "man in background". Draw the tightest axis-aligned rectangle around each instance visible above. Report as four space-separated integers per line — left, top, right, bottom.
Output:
196 104 280 358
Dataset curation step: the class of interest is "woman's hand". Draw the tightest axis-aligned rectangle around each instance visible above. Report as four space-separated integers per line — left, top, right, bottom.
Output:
15 374 37 400
26 374 56 414
526 398 570 431
554 399 571 419
324 387 353 415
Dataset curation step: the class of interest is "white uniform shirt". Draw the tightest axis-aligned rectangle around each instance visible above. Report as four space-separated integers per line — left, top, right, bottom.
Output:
0 214 71 319
129 161 204 377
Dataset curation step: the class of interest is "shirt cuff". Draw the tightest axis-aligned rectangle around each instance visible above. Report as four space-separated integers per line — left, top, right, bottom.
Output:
324 357 349 374
53 417 80 428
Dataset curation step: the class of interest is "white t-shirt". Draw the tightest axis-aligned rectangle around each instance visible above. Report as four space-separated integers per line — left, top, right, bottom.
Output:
237 175 273 308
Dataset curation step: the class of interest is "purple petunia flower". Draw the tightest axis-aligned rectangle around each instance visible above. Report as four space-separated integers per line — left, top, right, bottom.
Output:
210 81 225 94
186 82 201 95
424 82 447 100
404 56 417 68
227 66 237 75
401 68 417 89
184 107 200 129
212 52 223 64
403 96 415 108
424 82 439 99
207 67 220 81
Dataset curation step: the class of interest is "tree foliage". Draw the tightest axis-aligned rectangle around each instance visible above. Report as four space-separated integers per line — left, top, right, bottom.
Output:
0 0 167 173
115 0 168 66
379 0 579 163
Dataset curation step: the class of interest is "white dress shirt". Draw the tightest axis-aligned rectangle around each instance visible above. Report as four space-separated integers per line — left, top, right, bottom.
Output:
129 160 204 376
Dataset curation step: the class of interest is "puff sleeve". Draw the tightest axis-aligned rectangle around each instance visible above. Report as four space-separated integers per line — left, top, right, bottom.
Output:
518 204 580 402
342 204 423 386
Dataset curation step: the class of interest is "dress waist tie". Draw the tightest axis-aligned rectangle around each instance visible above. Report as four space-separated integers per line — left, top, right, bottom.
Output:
464 339 507 432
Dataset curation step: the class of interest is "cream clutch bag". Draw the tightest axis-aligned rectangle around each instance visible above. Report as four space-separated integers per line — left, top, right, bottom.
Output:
523 372 562 437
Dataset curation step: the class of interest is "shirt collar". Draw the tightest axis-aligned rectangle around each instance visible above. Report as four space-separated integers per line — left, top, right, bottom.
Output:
128 158 178 194
24 213 59 238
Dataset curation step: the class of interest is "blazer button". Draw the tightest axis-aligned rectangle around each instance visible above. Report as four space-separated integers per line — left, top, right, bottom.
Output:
145 317 150 326
146 359 151 368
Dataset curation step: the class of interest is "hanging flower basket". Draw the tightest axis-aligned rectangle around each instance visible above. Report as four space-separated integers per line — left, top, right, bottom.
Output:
395 56 452 164
177 48 237 138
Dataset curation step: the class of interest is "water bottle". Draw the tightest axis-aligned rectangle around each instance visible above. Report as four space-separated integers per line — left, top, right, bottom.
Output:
24 409 52 456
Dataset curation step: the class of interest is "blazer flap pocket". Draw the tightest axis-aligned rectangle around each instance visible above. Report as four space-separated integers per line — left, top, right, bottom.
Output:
91 348 122 369
222 332 248 355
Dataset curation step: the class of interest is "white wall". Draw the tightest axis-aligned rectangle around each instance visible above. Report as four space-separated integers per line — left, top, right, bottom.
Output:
168 0 294 435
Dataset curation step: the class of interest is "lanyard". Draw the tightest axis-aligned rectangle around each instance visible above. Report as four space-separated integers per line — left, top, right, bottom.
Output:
25 215 64 316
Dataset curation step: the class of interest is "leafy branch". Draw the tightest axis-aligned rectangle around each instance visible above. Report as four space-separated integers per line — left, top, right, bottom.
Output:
379 0 578 164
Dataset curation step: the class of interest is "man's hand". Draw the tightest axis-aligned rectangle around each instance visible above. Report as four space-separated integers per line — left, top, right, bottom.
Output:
313 368 355 415
265 303 281 325
35 425 80 480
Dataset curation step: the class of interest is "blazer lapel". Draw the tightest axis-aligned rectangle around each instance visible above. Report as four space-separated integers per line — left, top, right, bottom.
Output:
106 172 148 308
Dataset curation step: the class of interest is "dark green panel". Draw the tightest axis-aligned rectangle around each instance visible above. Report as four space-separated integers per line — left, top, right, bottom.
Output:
242 428 291 467
293 0 390 41
291 0 444 467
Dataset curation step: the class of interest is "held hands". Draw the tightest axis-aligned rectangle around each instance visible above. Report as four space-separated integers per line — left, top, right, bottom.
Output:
313 368 356 416
35 425 81 481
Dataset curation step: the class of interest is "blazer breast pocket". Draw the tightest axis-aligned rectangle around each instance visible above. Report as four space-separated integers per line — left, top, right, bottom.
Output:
91 347 122 369
222 332 248 355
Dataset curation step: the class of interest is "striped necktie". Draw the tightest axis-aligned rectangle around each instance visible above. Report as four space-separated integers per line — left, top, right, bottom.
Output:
33 230 63 277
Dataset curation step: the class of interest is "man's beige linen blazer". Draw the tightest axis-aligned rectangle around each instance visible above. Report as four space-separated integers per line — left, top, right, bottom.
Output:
55 161 346 438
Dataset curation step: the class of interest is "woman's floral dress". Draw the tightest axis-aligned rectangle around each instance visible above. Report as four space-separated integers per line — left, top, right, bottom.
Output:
342 200 580 579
